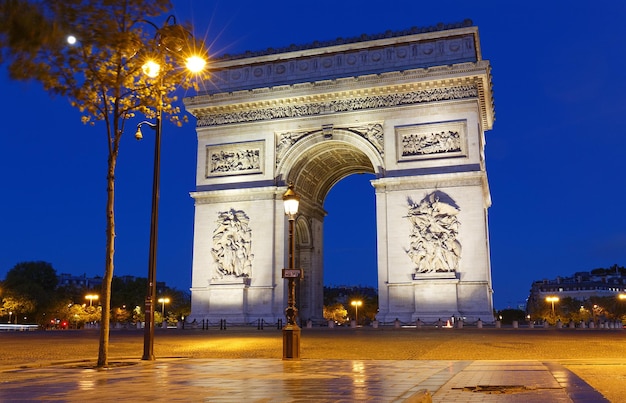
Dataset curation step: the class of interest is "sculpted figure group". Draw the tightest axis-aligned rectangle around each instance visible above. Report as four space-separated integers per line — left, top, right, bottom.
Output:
211 209 254 280
406 192 461 274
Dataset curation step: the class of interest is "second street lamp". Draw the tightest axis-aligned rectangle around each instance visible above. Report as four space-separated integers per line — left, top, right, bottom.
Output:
282 183 301 360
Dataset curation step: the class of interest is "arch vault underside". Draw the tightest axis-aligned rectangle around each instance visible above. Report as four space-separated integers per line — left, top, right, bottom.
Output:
184 21 496 324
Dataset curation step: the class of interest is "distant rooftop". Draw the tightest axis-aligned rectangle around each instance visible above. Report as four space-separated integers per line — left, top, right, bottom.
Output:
216 19 474 61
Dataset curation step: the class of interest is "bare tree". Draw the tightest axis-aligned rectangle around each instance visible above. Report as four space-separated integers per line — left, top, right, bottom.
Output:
0 0 206 367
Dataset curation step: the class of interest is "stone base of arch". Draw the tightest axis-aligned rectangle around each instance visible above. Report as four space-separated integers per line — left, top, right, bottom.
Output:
374 276 494 324
189 282 286 325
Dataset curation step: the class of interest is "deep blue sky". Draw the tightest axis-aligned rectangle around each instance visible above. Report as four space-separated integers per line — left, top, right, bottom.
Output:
1 1 625 310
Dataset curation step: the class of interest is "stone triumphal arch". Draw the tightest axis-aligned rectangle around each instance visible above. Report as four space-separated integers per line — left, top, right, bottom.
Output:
184 20 495 324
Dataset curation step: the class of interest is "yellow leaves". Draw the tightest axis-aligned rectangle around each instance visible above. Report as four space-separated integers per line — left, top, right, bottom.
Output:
3 0 205 132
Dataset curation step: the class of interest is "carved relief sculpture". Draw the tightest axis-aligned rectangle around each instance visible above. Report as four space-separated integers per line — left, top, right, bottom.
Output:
211 209 254 280
206 141 264 177
397 120 467 161
276 122 384 166
348 123 384 156
405 192 461 274
402 130 461 157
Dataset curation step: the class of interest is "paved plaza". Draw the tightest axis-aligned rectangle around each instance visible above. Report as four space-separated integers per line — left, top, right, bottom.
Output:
0 358 608 402
0 328 623 402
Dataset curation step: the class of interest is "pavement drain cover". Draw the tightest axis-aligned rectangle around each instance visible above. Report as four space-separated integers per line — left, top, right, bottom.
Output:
457 385 535 394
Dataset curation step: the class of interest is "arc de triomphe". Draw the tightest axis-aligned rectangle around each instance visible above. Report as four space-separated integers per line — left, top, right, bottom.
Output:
184 20 495 324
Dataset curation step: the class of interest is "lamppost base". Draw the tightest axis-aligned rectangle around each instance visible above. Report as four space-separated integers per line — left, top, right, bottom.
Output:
282 323 301 360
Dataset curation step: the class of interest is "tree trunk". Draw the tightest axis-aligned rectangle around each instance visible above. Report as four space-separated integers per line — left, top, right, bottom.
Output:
97 155 116 367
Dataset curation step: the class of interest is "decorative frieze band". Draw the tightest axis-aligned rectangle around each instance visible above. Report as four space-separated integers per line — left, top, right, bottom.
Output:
197 85 478 127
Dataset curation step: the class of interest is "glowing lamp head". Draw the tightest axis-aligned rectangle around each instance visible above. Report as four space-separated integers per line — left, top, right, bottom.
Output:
282 183 299 219
185 55 207 73
545 296 559 303
67 35 77 45
142 59 161 78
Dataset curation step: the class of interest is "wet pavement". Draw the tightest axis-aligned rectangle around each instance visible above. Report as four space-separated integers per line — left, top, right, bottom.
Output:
0 358 609 402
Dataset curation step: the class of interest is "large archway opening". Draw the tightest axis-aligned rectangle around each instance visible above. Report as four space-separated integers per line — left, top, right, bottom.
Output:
322 173 378 325
323 173 377 288
279 132 381 323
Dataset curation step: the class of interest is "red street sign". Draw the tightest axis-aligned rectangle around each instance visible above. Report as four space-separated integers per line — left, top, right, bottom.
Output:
282 269 302 279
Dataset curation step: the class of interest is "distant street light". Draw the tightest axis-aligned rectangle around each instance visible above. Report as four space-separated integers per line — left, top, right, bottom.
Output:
85 294 99 307
8 311 12 324
546 296 559 316
282 183 301 360
351 300 363 324
158 297 170 320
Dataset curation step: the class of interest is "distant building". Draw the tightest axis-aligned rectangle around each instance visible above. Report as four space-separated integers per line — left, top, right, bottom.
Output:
58 273 103 289
57 273 166 294
527 266 626 310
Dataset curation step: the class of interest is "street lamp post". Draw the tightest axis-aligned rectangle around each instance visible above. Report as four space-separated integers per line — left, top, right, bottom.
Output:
8 311 12 324
139 92 162 362
136 16 207 362
282 183 301 360
351 300 363 325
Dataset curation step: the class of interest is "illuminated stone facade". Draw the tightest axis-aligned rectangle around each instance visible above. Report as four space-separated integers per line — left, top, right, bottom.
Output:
185 21 495 324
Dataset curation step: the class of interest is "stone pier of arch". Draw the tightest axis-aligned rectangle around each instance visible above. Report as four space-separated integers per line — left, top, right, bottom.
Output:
184 20 495 325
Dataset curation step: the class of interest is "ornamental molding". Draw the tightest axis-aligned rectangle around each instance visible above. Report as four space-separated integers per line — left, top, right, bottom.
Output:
191 186 278 205
371 171 487 192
